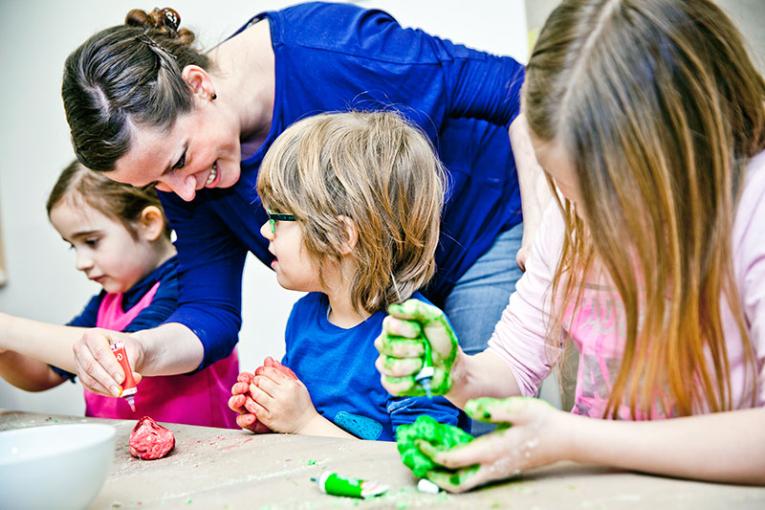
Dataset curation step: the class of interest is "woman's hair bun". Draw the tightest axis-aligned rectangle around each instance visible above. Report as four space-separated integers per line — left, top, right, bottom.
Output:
125 7 195 44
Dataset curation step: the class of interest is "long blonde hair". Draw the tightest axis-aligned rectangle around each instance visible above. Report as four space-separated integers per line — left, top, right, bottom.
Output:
258 111 445 314
525 0 765 418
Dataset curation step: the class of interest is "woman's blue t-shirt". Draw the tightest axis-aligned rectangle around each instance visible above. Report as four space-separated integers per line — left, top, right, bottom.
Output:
159 2 525 368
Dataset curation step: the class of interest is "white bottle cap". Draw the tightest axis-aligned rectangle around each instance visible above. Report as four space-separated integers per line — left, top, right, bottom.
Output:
417 478 440 494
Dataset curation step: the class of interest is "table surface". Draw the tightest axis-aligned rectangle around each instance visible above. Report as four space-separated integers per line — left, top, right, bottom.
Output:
2 410 764 509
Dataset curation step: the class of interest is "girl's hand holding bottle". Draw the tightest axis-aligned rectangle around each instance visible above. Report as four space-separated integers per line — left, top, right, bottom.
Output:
374 299 461 397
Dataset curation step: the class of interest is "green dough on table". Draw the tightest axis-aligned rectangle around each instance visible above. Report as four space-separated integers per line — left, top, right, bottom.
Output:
396 415 474 478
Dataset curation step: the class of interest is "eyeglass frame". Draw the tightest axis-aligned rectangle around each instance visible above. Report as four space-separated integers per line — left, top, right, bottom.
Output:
266 210 297 234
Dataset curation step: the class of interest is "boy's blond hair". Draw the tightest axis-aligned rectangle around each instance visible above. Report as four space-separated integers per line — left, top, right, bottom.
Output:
258 111 445 314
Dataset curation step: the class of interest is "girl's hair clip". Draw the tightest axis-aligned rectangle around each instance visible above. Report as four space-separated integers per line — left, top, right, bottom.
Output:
161 7 181 32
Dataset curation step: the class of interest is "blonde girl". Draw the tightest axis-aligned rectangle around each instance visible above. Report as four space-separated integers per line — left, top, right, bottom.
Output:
376 0 765 490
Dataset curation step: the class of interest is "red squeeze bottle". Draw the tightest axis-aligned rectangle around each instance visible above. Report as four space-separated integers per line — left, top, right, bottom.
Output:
110 341 137 412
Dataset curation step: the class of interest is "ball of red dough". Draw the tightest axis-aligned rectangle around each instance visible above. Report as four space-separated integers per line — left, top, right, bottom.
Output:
129 416 175 460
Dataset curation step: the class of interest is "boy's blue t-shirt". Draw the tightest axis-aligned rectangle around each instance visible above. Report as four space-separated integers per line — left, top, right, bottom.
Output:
282 291 460 441
159 1 526 369
52 256 180 381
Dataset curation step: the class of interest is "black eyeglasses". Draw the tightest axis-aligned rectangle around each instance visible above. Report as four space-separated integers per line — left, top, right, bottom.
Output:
266 210 297 234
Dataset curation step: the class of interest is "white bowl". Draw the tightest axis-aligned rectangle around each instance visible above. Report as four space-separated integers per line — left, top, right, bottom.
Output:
0 424 116 510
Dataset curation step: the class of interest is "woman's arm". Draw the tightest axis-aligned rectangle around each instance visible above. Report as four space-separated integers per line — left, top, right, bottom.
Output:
509 114 552 270
275 3 525 128
156 192 247 370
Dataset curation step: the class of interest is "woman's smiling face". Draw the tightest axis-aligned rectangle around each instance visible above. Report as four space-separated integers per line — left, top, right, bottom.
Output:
106 100 242 202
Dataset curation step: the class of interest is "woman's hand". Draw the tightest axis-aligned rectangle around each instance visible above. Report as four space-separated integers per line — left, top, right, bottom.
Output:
74 329 144 397
374 299 461 397
422 397 571 493
245 366 319 434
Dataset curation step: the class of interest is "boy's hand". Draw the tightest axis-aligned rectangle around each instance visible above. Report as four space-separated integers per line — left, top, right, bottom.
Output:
422 397 570 493
229 358 298 433
374 299 460 397
228 371 271 433
246 366 318 434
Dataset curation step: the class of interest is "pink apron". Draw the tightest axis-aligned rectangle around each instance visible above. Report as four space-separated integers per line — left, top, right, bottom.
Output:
83 282 239 428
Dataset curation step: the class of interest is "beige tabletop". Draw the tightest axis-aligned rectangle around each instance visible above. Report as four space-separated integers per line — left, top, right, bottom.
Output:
1 410 764 509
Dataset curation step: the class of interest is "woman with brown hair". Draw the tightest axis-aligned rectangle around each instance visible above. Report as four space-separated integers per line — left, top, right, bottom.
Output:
376 0 765 491
60 4 542 428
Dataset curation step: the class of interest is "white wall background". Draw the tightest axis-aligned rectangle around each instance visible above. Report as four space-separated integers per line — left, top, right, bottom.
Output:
0 0 528 415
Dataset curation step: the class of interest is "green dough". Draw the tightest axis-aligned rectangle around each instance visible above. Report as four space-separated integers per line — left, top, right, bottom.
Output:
464 397 501 421
386 300 460 396
396 415 474 478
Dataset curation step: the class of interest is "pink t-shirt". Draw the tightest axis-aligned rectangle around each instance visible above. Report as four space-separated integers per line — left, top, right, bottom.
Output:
488 151 765 419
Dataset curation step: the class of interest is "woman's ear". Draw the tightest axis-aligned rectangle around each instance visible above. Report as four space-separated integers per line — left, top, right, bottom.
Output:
337 215 358 255
181 65 216 102
138 206 166 242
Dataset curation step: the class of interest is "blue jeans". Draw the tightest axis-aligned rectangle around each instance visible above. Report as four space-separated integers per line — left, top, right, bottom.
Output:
443 222 524 435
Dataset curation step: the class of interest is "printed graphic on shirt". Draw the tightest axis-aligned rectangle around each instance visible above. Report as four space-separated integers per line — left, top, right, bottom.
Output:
567 284 678 420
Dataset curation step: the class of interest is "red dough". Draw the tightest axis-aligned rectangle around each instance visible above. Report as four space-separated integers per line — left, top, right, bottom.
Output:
129 416 175 460
256 356 298 379
229 356 297 433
